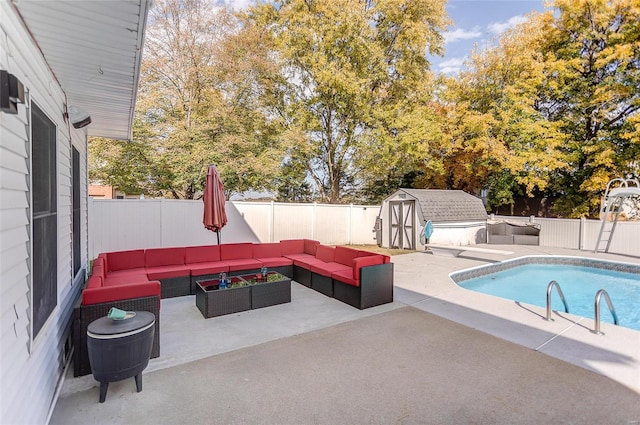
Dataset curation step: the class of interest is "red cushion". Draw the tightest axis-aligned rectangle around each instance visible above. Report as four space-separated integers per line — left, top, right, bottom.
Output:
189 262 229 277
353 255 384 279
220 243 253 260
82 281 161 305
145 247 185 267
315 245 335 263
146 265 190 280
304 239 320 255
185 245 220 264
280 239 304 255
332 269 359 287
224 258 263 272
86 275 103 289
104 273 150 286
292 257 325 269
334 246 360 267
282 253 316 263
256 257 293 268
107 268 148 280
252 243 281 258
93 256 106 271
309 262 350 277
106 249 145 272
92 264 106 279
97 253 108 273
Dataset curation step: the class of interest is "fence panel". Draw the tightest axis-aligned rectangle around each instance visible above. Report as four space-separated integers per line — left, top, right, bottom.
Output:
90 202 639 259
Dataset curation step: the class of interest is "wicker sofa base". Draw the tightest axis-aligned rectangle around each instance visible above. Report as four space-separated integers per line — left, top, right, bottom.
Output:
311 273 333 297
293 265 312 287
333 263 394 309
73 295 160 377
160 275 191 299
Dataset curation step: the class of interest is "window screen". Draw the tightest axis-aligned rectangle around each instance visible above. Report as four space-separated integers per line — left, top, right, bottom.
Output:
32 102 57 338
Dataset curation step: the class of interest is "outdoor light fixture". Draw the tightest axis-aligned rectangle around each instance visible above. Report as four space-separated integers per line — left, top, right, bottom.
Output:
67 105 92 129
0 70 25 114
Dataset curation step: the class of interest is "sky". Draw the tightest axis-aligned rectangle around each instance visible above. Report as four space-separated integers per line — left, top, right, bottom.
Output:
432 0 547 74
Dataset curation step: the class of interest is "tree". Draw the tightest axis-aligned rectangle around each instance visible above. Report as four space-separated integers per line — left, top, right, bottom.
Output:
439 14 568 210
129 0 287 199
537 0 640 216
250 0 448 203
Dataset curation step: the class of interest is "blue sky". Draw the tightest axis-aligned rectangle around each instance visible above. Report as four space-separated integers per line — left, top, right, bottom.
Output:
432 0 547 74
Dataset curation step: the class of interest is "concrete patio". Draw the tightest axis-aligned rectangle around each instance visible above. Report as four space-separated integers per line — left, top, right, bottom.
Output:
51 245 640 424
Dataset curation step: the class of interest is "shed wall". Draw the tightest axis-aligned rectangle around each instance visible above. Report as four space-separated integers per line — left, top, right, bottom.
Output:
1 4 87 423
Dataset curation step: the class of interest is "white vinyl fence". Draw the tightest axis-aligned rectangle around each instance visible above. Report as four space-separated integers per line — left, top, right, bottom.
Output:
493 215 640 257
87 199 639 259
88 199 380 259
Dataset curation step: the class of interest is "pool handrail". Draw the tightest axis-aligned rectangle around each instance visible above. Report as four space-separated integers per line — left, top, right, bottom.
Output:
545 280 569 321
593 289 619 335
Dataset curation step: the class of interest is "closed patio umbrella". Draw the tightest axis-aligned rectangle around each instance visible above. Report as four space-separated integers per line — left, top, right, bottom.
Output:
203 164 227 244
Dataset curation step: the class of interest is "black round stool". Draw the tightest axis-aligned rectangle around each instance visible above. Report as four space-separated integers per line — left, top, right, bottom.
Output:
87 311 155 403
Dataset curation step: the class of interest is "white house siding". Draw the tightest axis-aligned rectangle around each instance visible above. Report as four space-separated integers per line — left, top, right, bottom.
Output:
1 3 88 424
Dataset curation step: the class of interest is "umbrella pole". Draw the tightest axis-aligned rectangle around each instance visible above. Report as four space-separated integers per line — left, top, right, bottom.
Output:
216 230 220 245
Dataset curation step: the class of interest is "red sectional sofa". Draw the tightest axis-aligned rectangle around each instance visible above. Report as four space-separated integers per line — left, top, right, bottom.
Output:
74 239 393 377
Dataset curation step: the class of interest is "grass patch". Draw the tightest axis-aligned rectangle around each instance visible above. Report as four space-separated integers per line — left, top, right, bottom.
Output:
340 244 416 256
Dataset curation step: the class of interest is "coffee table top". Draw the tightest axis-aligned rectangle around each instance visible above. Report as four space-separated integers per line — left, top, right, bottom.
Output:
197 272 289 291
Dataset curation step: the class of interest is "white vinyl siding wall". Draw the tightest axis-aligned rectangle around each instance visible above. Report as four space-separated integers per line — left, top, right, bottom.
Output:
1 3 88 423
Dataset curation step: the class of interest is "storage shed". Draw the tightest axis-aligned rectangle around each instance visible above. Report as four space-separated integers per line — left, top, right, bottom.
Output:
377 189 488 249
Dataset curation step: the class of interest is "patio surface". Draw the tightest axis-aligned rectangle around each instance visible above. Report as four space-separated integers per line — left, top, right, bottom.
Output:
51 245 640 424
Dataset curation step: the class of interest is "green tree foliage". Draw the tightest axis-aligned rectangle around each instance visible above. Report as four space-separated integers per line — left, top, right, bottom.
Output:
250 0 448 203
439 0 639 217
440 15 568 209
536 0 640 216
90 0 287 199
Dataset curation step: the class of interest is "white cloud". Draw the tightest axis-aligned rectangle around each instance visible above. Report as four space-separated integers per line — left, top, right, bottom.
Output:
444 27 482 44
438 57 465 75
487 15 528 34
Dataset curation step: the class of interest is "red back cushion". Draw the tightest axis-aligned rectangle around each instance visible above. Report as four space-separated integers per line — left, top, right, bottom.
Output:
145 247 186 267
106 249 145 271
86 275 103 289
280 239 304 255
304 239 320 255
315 245 335 263
353 255 384 279
220 243 253 260
92 264 105 279
185 245 220 263
253 243 282 258
334 246 360 266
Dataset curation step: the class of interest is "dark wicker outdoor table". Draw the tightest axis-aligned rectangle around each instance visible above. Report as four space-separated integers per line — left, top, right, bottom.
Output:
195 272 291 319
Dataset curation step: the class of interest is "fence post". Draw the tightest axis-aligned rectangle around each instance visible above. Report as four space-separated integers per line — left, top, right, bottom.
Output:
270 201 275 242
312 202 316 240
348 204 353 245
579 217 585 250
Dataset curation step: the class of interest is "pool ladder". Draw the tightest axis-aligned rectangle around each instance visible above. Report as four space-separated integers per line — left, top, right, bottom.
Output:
544 280 569 321
593 289 619 335
544 281 620 334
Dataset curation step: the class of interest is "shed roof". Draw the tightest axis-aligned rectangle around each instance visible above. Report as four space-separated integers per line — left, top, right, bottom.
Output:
396 189 488 223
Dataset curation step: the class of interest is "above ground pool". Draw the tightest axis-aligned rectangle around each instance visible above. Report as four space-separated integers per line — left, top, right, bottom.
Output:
451 257 640 331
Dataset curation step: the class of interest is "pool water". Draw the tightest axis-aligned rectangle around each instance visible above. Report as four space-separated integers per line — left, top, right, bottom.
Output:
456 264 640 331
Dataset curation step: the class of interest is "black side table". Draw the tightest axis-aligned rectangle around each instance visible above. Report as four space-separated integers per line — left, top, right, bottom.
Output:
87 311 155 403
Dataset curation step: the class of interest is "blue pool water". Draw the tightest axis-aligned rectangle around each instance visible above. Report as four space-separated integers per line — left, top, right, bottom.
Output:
456 264 640 331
